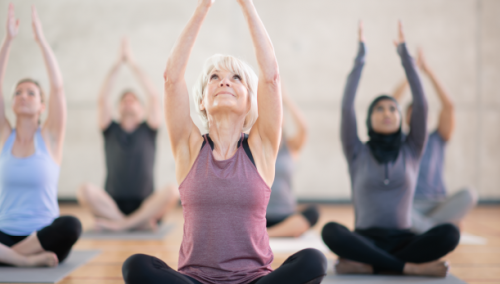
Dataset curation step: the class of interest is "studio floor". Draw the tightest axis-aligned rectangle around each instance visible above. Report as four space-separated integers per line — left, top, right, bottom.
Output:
25 204 500 284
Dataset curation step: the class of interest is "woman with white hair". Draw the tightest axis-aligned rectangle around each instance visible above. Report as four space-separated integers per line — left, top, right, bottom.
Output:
121 0 327 283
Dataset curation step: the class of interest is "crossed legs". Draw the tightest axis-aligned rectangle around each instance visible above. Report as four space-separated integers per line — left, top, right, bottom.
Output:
77 183 179 231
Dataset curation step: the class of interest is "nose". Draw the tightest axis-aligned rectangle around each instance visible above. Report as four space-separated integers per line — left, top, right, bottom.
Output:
219 77 231 87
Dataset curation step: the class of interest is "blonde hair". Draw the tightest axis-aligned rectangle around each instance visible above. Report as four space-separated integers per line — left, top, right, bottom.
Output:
15 78 45 103
192 54 258 132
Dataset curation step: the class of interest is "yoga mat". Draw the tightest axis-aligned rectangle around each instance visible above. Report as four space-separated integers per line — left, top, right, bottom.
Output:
0 250 100 283
269 231 330 253
460 232 487 245
81 223 174 240
321 274 467 284
322 259 467 284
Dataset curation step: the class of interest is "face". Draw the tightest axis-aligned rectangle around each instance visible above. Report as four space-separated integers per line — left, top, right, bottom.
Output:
370 99 401 134
119 92 143 119
12 82 45 118
201 68 250 123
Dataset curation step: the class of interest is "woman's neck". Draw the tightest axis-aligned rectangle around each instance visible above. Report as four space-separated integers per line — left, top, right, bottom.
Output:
207 114 245 160
15 116 39 142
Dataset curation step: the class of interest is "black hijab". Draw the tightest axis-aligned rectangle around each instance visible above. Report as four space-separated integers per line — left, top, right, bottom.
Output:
366 95 402 164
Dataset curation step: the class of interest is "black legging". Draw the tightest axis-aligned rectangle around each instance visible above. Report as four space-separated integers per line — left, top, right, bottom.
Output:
0 216 82 263
122 248 327 284
266 205 320 228
321 222 459 273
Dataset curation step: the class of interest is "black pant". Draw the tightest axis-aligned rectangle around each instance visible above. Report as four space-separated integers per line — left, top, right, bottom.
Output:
0 216 82 263
266 205 320 228
321 222 460 273
122 248 327 284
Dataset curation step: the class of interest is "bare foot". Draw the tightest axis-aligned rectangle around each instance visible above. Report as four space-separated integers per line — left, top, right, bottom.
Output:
403 261 449 277
25 252 58 267
335 258 373 274
94 218 124 232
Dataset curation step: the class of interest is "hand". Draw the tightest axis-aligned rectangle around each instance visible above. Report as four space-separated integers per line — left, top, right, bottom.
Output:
198 0 215 7
6 3 19 40
120 37 134 63
31 6 45 44
393 20 405 47
358 20 365 42
416 47 430 73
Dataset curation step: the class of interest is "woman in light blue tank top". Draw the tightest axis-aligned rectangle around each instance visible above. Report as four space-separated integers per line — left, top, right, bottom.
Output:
0 4 81 267
266 89 320 238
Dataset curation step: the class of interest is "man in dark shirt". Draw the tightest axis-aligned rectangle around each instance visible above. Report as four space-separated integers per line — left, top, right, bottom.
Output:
393 48 477 234
77 39 178 231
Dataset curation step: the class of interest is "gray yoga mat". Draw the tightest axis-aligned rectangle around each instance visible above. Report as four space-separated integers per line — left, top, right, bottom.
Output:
0 250 100 283
321 274 467 284
81 223 174 240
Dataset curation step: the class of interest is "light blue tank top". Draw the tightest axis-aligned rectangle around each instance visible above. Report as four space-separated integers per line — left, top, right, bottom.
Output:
0 129 60 236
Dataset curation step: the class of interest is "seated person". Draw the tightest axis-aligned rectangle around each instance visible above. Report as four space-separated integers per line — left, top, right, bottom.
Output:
266 89 319 238
77 38 178 232
321 22 459 277
0 4 81 267
392 48 478 234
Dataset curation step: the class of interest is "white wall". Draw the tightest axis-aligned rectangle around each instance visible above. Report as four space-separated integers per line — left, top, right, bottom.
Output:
0 0 498 200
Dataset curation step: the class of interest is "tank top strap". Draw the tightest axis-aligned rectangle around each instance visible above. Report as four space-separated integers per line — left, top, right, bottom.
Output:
1 130 16 155
238 133 244 148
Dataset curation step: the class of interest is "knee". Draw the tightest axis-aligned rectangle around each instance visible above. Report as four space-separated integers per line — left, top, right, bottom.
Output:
301 205 320 227
53 216 82 243
122 254 150 283
296 248 328 276
77 183 93 203
321 222 348 248
458 187 479 207
433 223 460 251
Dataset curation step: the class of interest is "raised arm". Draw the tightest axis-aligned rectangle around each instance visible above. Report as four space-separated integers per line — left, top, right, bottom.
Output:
123 38 161 130
33 7 66 158
341 22 365 162
396 22 428 157
392 79 408 102
239 0 282 157
282 88 308 159
417 48 454 141
164 0 212 157
0 3 18 142
98 46 123 130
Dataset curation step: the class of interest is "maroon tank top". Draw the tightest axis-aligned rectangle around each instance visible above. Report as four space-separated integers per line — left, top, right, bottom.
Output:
178 133 273 284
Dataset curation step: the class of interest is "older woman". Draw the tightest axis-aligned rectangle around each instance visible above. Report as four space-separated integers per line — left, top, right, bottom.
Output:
121 1 327 284
321 22 459 277
0 4 81 267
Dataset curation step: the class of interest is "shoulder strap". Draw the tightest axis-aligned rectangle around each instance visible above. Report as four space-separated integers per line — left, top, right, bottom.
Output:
201 134 214 150
241 133 255 166
34 128 49 154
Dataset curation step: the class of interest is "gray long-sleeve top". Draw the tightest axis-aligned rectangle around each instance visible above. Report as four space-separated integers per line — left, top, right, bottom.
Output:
341 42 428 230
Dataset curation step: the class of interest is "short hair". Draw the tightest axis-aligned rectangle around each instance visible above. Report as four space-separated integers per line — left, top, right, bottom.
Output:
15 78 45 103
192 54 258 132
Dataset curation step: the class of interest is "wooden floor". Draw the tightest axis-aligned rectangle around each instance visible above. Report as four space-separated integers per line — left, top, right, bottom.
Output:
32 204 499 284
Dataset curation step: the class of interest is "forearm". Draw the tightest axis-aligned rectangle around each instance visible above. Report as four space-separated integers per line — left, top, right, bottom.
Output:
0 37 13 90
239 0 279 82
392 79 408 102
399 44 428 150
164 3 210 83
426 69 453 109
341 42 365 156
37 39 63 92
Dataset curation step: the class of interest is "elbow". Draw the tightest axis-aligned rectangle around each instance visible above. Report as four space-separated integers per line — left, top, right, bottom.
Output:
261 64 280 86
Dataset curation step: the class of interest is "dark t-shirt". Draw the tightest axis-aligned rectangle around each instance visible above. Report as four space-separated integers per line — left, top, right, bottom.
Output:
103 121 157 200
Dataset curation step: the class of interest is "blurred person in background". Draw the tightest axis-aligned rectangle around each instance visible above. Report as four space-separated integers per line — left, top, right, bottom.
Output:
77 38 178 232
266 87 320 238
392 48 477 234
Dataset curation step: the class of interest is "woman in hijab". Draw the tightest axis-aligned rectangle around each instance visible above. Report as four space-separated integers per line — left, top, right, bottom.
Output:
320 21 460 277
